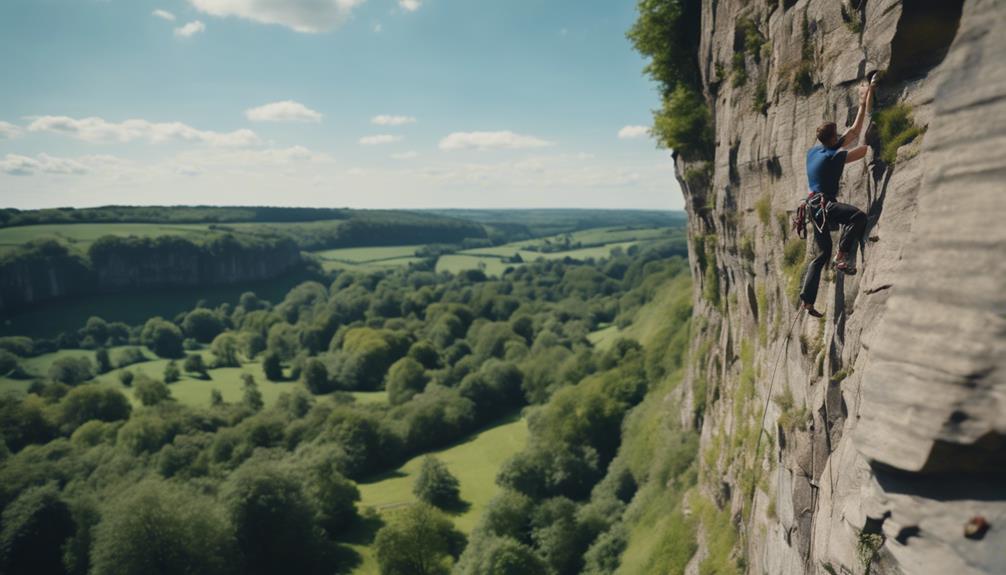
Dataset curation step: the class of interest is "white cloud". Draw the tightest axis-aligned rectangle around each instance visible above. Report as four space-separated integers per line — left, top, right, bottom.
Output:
246 100 322 123
373 23 383 33
399 0 421 12
438 131 554 151
617 125 650 140
27 115 261 147
391 151 418 160
359 134 402 146
173 145 331 169
188 0 365 33
0 153 91 176
174 20 206 37
410 153 664 192
152 9 176 21
0 121 21 139
371 114 416 126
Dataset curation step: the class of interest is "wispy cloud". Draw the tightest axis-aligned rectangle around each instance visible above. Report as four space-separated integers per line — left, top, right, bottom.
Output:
27 116 260 147
171 146 332 174
391 151 418 160
246 101 323 123
372 114 416 126
359 134 403 146
174 20 206 37
188 0 365 33
0 153 91 176
152 9 176 21
412 153 663 191
439 131 553 151
399 0 421 12
617 125 650 140
0 121 21 139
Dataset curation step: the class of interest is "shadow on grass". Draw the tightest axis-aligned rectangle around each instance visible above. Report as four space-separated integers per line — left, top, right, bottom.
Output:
357 469 408 485
440 497 472 516
341 509 386 545
332 543 363 574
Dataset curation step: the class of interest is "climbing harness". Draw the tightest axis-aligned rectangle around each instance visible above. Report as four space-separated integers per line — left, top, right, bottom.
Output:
807 192 832 234
792 192 833 240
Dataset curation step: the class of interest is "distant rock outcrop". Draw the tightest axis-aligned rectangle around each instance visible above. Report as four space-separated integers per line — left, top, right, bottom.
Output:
0 236 303 313
674 0 1004 573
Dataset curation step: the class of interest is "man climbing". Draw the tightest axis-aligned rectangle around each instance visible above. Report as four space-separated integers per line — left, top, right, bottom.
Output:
799 77 875 318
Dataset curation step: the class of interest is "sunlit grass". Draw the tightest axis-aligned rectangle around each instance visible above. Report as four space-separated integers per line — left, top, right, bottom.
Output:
349 415 529 574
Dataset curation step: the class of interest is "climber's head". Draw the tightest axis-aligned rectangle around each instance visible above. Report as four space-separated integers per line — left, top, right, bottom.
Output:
816 122 840 148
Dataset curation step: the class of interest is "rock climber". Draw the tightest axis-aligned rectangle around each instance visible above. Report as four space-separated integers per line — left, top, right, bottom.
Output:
799 76 875 318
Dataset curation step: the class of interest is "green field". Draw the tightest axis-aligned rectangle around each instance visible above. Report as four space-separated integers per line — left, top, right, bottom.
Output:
311 245 429 273
0 347 387 409
439 237 659 278
587 323 623 350
464 226 672 255
550 225 674 245
0 223 222 255
348 415 529 574
435 254 521 277
313 246 422 263
318 256 425 273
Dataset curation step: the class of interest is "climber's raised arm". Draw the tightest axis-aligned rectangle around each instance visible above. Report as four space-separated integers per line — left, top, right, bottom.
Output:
841 80 874 148
844 144 869 163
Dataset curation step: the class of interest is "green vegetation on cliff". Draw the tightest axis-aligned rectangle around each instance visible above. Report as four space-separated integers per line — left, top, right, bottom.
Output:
628 0 712 159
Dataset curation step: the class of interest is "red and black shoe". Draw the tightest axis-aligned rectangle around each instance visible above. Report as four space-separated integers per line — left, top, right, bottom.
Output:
801 302 824 318
834 252 857 275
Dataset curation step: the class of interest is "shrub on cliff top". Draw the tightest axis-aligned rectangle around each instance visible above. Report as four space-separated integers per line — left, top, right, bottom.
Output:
627 0 702 95
651 85 715 160
629 0 712 160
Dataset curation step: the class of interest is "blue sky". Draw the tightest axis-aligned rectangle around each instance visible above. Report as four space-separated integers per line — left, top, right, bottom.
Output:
0 0 683 210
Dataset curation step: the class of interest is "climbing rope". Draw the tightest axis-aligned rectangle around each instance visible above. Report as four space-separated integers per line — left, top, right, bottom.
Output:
743 307 805 570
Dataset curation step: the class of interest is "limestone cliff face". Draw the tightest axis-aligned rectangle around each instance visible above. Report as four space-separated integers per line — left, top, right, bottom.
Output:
675 1 1004 573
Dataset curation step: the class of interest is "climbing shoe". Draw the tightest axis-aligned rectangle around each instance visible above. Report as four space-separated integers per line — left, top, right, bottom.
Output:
834 252 857 276
802 302 824 318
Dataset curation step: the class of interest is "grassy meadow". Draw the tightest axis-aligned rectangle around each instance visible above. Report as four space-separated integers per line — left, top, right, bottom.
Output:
0 347 386 409
348 415 529 574
0 222 215 255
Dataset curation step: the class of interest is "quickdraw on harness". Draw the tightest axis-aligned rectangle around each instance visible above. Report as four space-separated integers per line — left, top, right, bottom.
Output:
791 192 830 239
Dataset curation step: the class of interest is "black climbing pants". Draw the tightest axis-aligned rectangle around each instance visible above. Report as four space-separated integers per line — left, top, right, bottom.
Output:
800 200 867 305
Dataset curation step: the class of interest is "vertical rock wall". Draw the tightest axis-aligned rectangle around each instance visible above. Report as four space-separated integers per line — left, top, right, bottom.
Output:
675 0 1004 573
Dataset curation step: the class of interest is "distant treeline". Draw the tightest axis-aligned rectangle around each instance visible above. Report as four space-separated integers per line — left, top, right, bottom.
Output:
241 211 488 251
422 208 687 239
0 206 353 228
0 209 489 313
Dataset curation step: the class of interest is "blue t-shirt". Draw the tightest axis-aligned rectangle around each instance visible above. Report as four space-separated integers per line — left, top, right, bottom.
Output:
806 144 847 199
